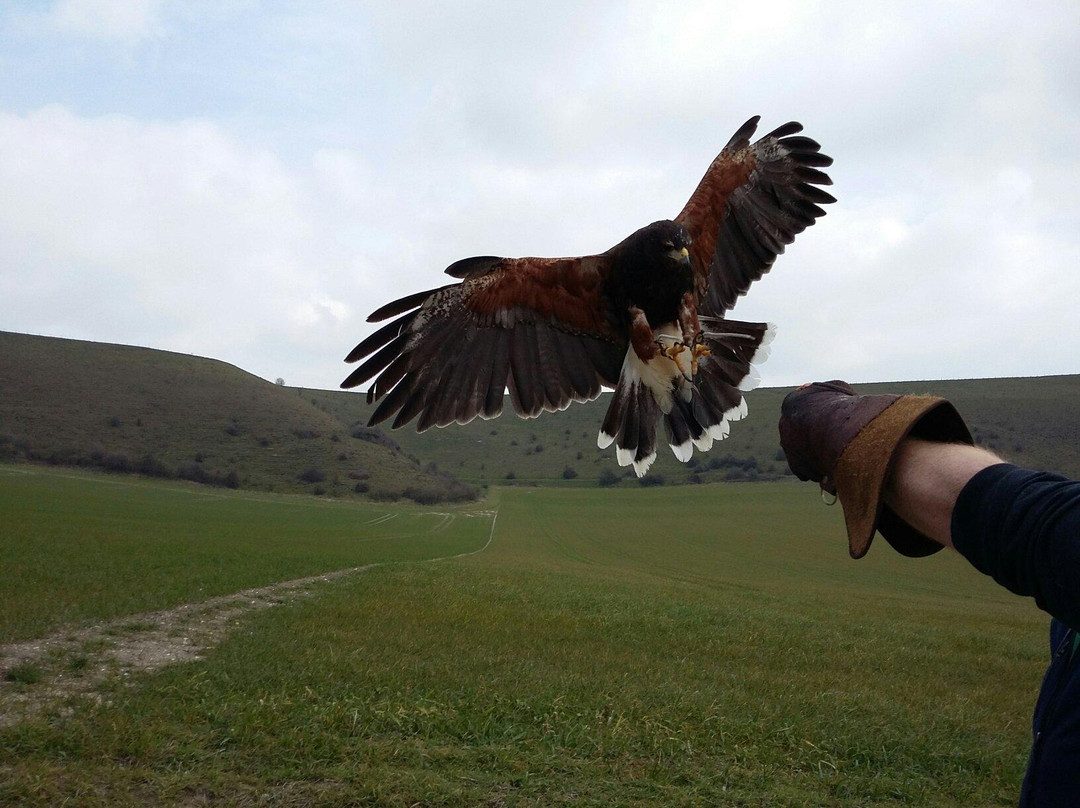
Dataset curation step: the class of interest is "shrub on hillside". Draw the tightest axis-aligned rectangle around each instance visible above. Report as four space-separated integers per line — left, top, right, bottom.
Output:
176 463 240 488
598 468 620 487
369 489 402 502
350 425 400 451
137 455 171 478
725 467 759 482
298 468 325 483
706 455 758 473
638 474 665 487
562 466 578 480
98 452 133 473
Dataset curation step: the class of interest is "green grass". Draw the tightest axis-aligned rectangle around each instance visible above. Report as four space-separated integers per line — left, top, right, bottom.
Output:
0 470 1049 806
3 664 41 685
0 465 491 643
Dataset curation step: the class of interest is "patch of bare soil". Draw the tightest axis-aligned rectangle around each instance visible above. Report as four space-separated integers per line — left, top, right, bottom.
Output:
0 564 375 729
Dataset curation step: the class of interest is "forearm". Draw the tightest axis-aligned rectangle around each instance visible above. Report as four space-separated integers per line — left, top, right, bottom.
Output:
881 439 1003 548
884 438 1080 627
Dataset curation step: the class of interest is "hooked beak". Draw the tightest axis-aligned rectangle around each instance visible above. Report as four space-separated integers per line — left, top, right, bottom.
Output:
668 246 690 262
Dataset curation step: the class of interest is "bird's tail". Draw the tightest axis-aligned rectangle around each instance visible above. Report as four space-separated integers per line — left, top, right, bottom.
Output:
664 318 774 461
598 319 774 476
596 325 684 477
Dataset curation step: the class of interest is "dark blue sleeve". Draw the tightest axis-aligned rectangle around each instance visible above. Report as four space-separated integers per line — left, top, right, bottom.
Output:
951 464 1080 632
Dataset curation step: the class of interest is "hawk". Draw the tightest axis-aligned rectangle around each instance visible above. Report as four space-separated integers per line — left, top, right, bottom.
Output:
342 116 834 476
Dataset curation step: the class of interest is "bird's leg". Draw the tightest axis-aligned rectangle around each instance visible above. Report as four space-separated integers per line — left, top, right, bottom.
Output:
678 292 710 374
628 306 660 362
631 305 686 364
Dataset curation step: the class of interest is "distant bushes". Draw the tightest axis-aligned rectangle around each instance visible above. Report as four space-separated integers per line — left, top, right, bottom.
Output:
350 424 401 452
177 463 241 489
598 468 620 487
0 435 242 489
705 454 758 472
693 454 763 481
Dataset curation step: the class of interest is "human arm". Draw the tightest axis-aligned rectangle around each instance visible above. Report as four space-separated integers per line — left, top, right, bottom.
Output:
882 438 1002 548
781 382 1080 629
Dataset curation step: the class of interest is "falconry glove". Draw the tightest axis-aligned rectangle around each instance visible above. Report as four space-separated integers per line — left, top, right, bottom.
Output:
779 381 974 558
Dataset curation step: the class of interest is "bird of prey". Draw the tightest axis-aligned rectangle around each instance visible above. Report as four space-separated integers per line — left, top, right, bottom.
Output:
342 116 834 476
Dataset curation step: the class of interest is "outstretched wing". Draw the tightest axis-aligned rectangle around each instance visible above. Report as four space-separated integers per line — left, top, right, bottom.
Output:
342 255 625 431
677 116 835 317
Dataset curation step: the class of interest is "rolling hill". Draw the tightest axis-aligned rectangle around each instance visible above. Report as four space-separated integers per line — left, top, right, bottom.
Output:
4 330 1078 495
306 373 1080 487
0 331 475 503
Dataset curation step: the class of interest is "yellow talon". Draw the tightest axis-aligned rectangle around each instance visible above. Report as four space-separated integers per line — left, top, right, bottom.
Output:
690 343 710 376
663 342 687 360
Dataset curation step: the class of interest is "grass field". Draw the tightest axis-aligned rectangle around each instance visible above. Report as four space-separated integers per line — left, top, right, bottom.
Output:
0 466 1050 806
0 465 490 644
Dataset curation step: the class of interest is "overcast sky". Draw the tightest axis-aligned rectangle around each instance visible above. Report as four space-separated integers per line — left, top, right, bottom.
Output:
2 0 1078 394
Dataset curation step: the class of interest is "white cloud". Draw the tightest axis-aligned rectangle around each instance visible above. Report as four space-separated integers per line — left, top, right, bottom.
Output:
47 0 164 42
0 105 368 386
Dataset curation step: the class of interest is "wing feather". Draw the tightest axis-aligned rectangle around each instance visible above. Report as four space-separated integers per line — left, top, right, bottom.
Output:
345 255 625 430
483 333 510 419
677 116 835 316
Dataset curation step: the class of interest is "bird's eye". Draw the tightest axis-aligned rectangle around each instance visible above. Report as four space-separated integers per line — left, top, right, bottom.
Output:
661 241 674 249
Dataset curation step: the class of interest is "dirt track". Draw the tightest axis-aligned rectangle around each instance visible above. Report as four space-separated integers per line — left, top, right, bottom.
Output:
0 508 497 728
0 564 380 728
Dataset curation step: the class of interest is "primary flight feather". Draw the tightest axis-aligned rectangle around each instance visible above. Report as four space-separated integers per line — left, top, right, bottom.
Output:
342 116 834 476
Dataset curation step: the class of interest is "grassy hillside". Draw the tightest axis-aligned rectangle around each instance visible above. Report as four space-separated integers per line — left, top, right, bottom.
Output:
1 468 1044 806
4 330 1075 496
307 373 1080 487
0 331 475 503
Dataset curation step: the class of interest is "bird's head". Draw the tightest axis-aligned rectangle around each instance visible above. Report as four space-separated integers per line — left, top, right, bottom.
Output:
637 220 691 266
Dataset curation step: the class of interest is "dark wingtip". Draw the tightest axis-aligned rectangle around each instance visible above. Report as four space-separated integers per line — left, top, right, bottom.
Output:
764 121 803 140
800 185 837 205
724 115 761 151
366 288 436 323
795 166 833 186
